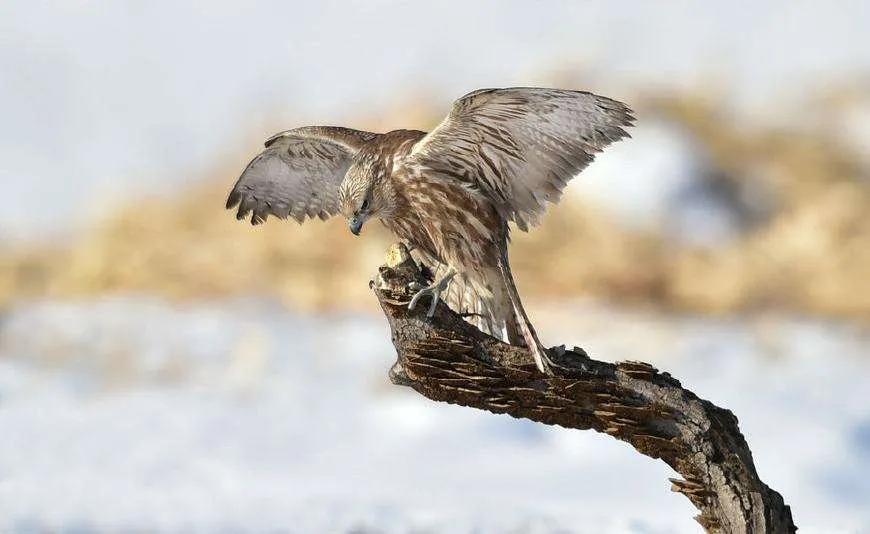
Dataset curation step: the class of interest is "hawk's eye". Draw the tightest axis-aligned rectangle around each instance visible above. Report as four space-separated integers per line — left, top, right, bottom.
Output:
360 198 370 212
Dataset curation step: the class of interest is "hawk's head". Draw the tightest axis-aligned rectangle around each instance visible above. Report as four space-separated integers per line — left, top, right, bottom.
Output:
338 152 397 235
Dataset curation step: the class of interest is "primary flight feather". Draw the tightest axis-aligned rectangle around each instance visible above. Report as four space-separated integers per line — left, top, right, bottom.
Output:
227 88 634 374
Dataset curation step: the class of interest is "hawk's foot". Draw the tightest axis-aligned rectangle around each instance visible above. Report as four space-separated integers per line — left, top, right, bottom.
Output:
535 347 561 376
532 345 589 376
532 344 576 376
408 270 457 317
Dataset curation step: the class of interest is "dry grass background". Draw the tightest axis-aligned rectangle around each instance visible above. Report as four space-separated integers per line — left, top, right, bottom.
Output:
2 91 868 320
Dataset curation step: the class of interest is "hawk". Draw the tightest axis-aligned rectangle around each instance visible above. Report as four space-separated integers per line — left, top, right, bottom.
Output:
226 88 634 374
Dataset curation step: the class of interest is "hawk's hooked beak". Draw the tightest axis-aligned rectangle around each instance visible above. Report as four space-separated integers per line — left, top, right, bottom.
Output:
349 216 365 236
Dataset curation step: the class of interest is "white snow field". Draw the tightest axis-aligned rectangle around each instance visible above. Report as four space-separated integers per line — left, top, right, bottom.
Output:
0 298 867 533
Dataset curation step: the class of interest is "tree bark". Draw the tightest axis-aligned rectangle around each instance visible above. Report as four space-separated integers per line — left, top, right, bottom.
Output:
371 243 796 534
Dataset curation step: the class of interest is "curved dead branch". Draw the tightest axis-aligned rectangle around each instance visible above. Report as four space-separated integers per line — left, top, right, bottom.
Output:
371 243 796 534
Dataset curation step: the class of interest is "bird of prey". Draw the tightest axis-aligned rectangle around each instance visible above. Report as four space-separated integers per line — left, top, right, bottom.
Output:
226 88 634 374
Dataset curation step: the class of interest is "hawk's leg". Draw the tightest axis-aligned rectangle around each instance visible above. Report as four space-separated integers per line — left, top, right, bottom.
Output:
408 269 457 317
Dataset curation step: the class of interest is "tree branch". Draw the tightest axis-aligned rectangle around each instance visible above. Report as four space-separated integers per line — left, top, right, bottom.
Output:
371 243 796 534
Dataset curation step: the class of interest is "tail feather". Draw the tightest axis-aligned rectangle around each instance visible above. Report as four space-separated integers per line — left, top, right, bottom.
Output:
496 250 550 372
448 264 522 348
490 274 523 346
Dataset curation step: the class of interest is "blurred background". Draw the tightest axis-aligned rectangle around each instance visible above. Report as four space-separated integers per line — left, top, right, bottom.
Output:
1 1 869 533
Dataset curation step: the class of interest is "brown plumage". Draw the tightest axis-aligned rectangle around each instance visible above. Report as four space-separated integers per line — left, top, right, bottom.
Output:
226 88 634 373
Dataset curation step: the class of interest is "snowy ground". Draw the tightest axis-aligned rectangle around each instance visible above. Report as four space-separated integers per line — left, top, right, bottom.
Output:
0 298 868 533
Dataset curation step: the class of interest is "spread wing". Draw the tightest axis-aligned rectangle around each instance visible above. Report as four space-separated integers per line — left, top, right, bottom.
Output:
226 126 379 225
408 87 634 230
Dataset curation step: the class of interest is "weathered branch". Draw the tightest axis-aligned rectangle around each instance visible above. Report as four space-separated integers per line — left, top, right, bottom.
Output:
371 243 796 534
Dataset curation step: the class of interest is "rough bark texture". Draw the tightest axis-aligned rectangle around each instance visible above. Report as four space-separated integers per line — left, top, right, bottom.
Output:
372 243 796 534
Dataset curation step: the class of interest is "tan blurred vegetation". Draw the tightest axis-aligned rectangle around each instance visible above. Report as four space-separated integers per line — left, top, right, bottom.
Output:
1 90 869 320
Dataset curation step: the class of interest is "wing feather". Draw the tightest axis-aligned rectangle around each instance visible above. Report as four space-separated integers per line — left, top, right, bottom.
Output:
408 87 634 229
226 126 379 225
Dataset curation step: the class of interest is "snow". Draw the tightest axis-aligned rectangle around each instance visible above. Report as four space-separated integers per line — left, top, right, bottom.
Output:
1 298 868 533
